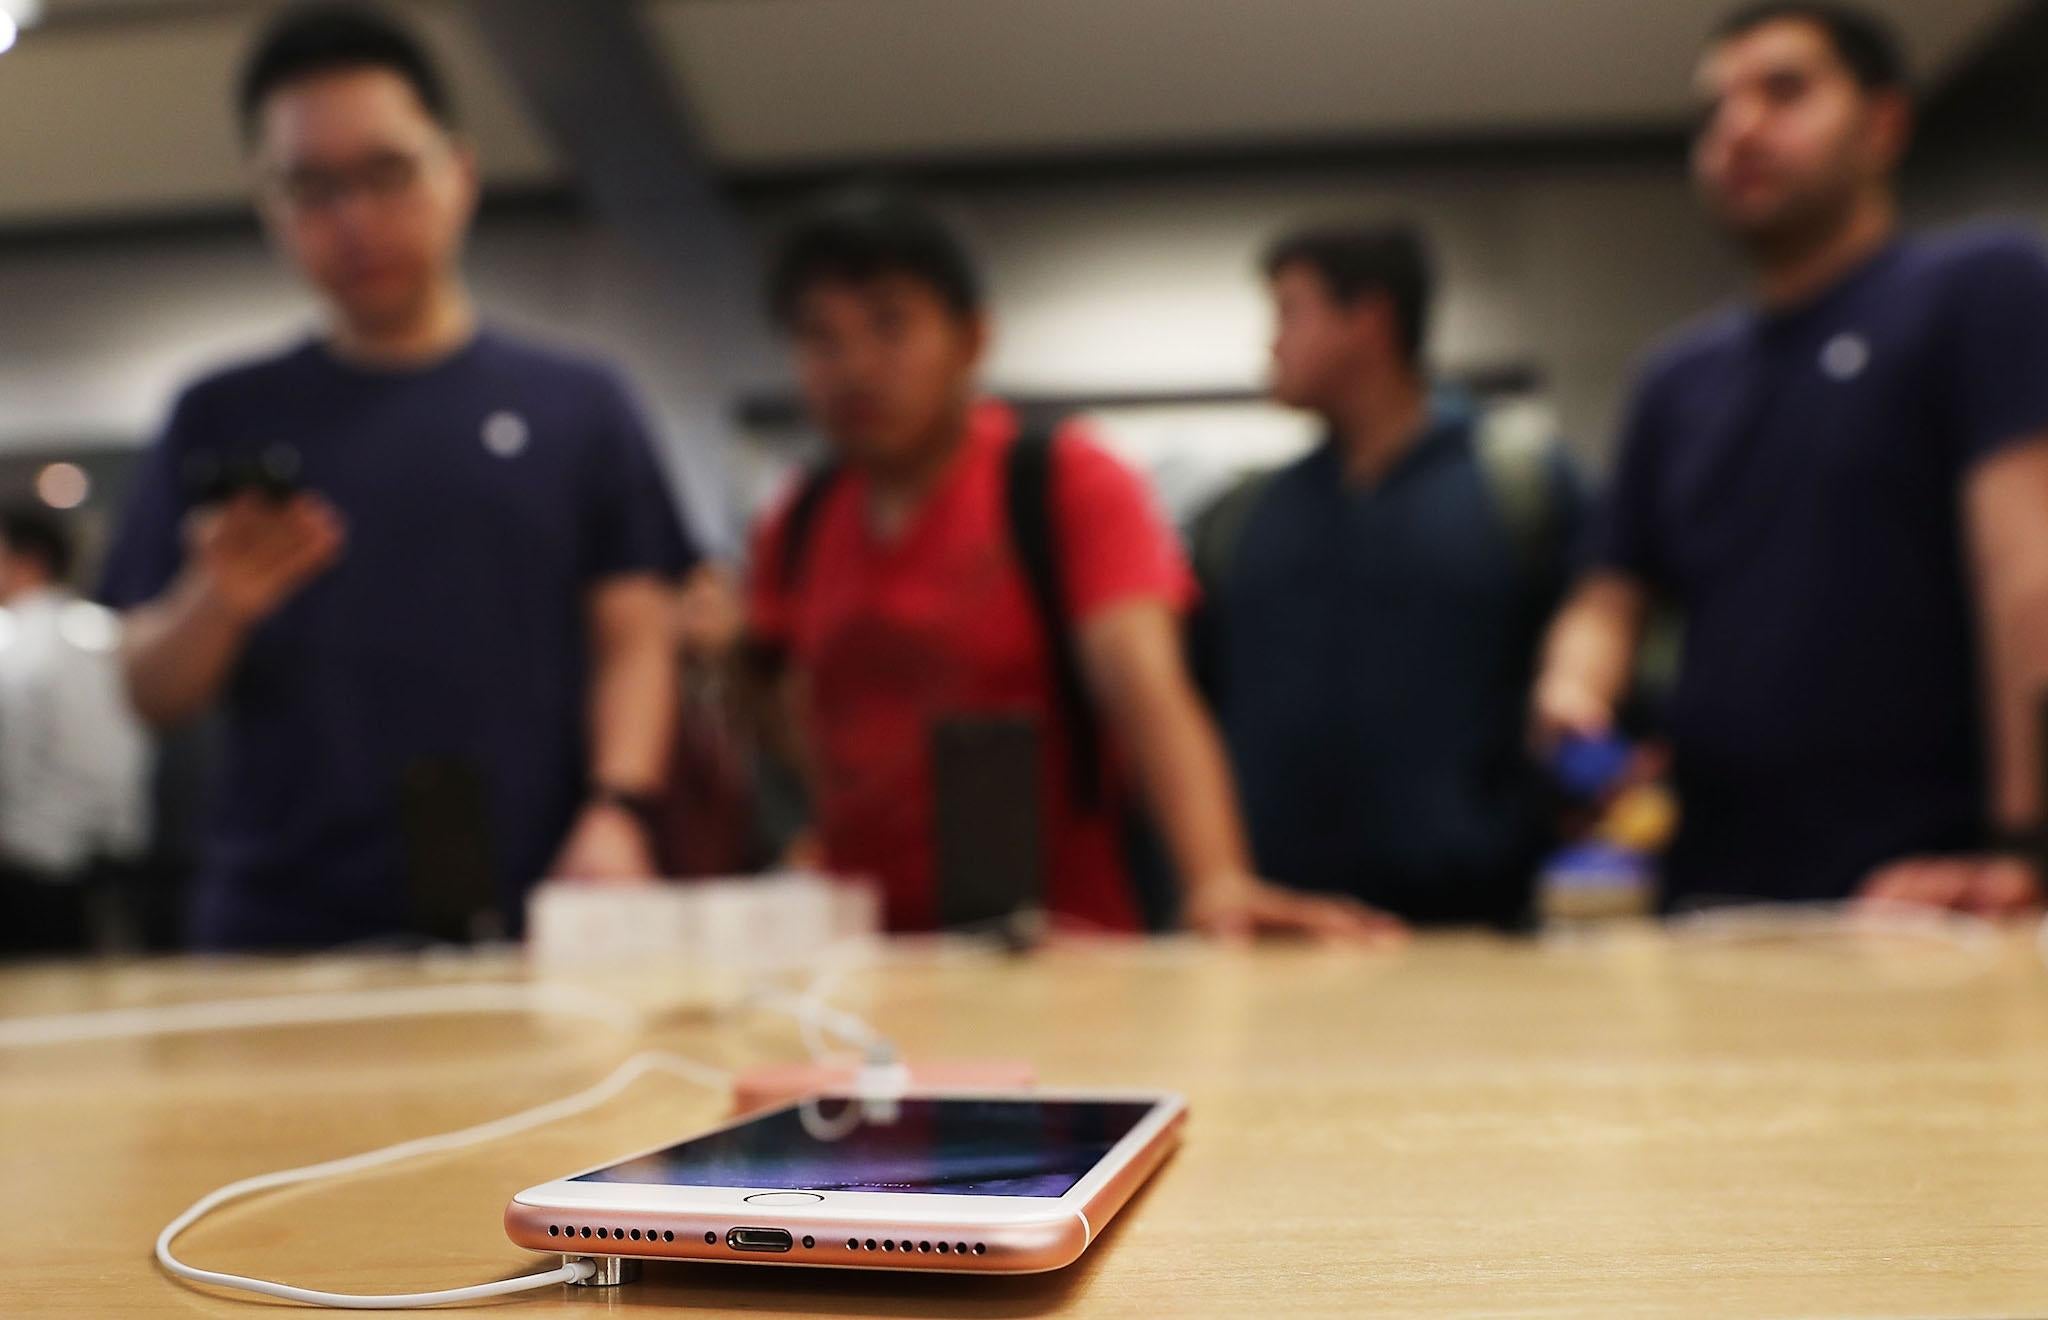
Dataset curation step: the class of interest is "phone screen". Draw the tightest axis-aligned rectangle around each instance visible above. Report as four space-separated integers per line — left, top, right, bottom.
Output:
571 1097 1160 1198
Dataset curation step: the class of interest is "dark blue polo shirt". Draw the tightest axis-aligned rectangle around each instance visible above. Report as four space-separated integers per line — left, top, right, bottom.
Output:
1209 395 1585 926
1592 224 2048 906
100 330 694 948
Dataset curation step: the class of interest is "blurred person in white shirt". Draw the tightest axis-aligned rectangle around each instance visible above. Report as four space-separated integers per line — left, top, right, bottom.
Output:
0 508 150 957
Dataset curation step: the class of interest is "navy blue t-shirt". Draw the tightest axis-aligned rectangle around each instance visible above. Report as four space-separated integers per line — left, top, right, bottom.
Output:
1209 395 1586 926
100 330 694 948
1592 224 2048 905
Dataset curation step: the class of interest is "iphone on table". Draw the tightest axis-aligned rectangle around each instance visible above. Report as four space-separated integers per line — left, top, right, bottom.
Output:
505 1090 1186 1275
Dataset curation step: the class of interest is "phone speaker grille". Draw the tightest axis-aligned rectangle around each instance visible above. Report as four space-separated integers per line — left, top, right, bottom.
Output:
546 1224 676 1244
843 1237 985 1255
545 1226 980 1256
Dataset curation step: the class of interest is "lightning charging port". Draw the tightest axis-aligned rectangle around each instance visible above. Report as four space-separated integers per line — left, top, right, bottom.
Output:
726 1227 794 1253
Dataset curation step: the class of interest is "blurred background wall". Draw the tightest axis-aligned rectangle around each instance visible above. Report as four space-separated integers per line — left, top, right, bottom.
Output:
0 0 2041 552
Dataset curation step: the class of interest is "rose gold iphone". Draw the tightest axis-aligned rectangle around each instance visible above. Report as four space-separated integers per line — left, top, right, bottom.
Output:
506 1091 1185 1274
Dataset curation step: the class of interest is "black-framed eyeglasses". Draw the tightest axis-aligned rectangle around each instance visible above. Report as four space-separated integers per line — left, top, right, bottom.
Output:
264 148 433 213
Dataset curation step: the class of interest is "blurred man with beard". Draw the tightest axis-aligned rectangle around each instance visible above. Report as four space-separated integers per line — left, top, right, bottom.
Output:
1533 3 2048 915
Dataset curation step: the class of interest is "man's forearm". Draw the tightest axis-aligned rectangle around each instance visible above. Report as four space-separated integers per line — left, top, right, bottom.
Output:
1107 669 1257 892
586 584 678 794
1978 575 2048 831
119 571 253 729
587 640 674 792
1966 441 2048 835
1079 602 1257 894
1536 573 1648 723
546 584 680 883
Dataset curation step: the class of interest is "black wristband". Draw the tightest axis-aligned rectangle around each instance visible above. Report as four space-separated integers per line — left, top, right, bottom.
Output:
1986 823 2047 863
592 785 663 837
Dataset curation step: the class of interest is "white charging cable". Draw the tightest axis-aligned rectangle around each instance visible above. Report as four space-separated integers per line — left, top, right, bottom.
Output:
152 1049 731 1309
750 951 913 1139
1 966 894 1310
0 979 642 1050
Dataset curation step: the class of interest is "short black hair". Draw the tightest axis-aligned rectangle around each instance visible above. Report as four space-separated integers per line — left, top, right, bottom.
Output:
1713 3 1908 91
236 3 453 145
767 188 984 328
0 507 73 583
1262 222 1435 366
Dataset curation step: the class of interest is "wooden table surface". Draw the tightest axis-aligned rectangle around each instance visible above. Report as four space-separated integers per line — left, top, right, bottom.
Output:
6 923 2048 1319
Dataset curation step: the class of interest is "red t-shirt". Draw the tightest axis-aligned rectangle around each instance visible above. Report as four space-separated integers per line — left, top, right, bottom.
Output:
749 400 1194 932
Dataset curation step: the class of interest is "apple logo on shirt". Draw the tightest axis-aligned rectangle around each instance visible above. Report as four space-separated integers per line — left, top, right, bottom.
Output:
1820 333 1871 382
482 410 531 458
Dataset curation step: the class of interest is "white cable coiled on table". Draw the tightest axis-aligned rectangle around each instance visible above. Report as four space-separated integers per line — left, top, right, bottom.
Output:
2 968 889 1309
154 1050 729 1309
0 979 642 1050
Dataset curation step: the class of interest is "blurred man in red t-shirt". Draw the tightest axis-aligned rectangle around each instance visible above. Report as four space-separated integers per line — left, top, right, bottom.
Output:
746 189 1404 941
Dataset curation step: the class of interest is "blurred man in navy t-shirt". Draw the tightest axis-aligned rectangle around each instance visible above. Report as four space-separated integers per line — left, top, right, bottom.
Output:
1534 3 2048 915
100 5 695 948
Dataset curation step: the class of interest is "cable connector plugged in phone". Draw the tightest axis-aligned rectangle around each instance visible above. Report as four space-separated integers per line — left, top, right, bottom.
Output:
853 1050 913 1123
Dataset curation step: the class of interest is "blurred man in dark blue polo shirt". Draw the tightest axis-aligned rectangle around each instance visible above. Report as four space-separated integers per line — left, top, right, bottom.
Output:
1534 3 2048 915
1194 224 1585 928
99 5 695 948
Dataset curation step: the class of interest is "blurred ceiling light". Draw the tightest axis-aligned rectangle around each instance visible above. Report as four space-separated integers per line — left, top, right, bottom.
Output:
36 462 89 510
0 0 41 52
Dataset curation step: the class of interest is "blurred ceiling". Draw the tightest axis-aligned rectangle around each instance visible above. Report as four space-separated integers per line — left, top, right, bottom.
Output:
0 0 2024 226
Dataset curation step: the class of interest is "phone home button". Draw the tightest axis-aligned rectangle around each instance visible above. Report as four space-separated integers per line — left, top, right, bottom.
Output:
743 1192 825 1205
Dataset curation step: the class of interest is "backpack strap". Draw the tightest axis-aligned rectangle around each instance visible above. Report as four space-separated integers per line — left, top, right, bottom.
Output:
1003 419 1106 813
765 427 1105 813
1472 400 1562 582
742 461 844 677
1182 466 1279 706
1190 468 1280 598
776 461 845 593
